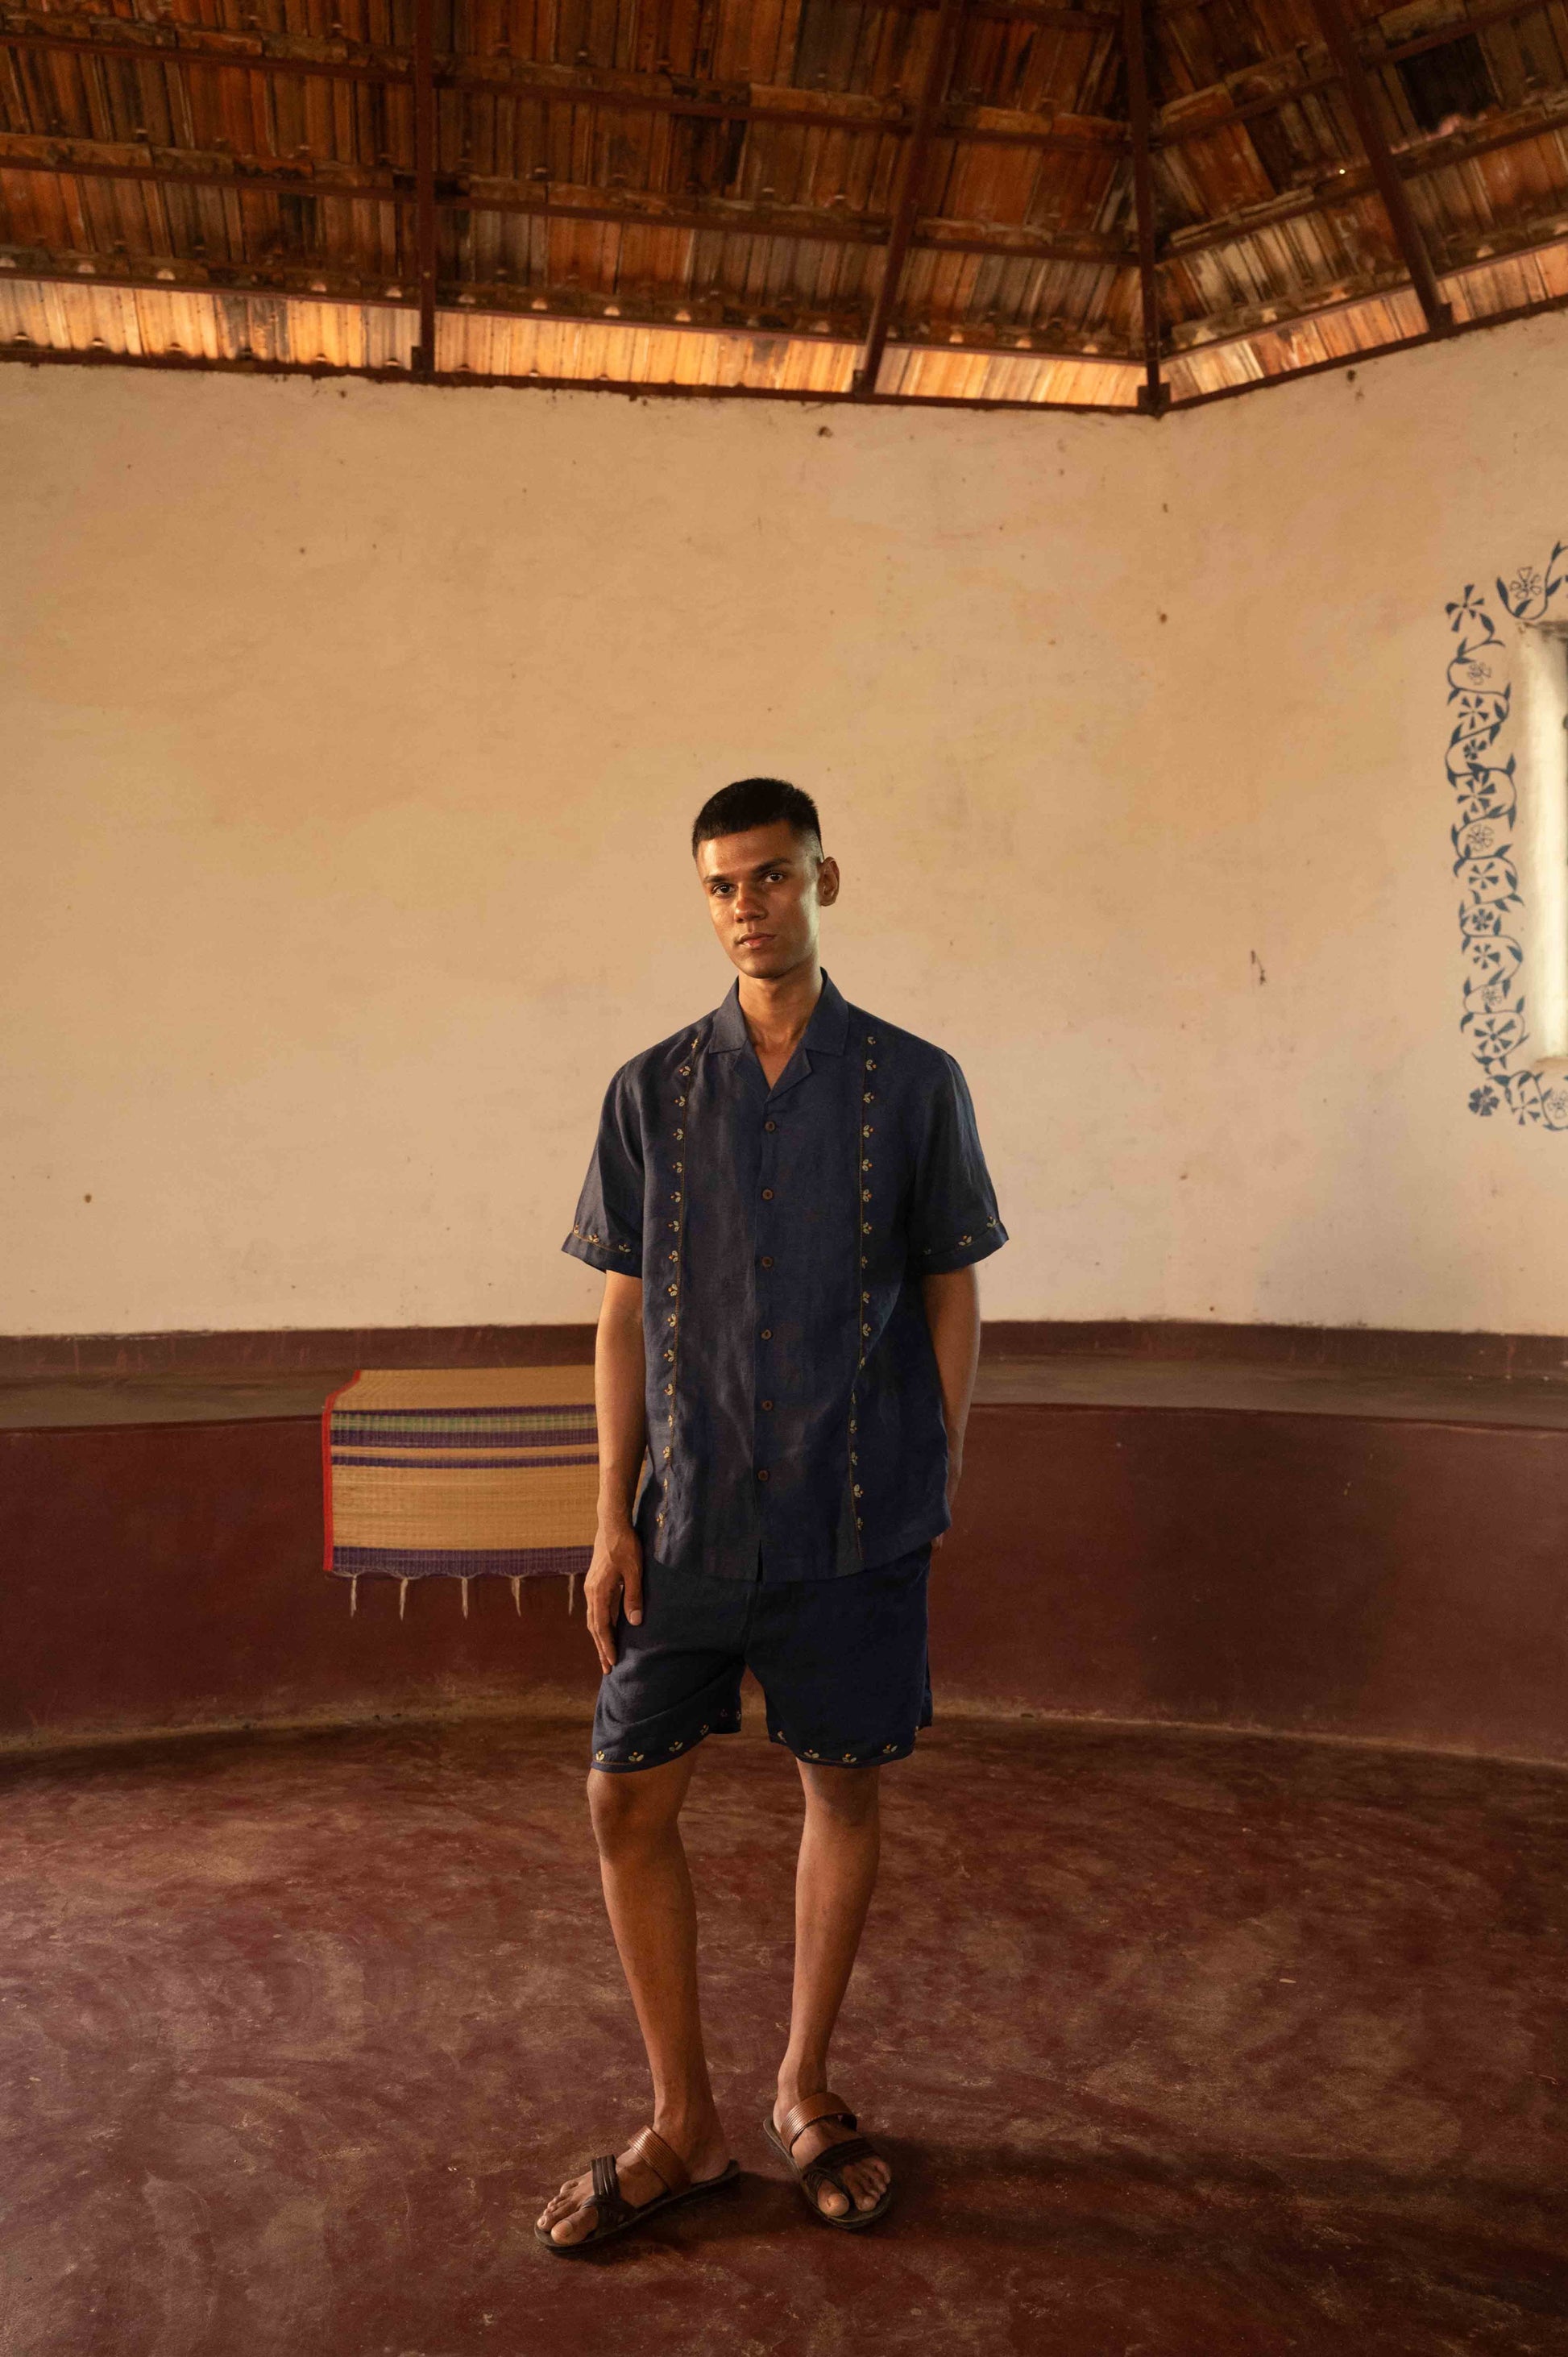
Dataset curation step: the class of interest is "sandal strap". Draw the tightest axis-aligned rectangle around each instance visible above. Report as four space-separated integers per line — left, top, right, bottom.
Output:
628 2125 691 2197
587 2153 633 2229
778 2091 858 2153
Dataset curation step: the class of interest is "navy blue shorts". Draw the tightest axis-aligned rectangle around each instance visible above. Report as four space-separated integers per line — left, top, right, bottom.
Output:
591 1545 933 1774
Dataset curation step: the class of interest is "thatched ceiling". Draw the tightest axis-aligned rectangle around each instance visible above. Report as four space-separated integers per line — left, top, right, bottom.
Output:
4 0 1568 409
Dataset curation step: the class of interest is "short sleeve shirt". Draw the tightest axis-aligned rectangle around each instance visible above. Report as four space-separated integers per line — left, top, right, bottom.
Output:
562 972 1007 1583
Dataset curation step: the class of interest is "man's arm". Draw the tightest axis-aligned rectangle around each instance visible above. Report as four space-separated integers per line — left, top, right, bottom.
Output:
584 1270 648 1674
919 1264 981 1552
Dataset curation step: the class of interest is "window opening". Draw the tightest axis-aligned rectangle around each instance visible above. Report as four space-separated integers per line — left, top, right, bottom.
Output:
1515 623 1568 1074
1396 34 1495 135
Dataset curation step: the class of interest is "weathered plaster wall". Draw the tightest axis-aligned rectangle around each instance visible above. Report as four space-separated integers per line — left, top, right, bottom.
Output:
1146 321 1568 1334
5 322 1568 1334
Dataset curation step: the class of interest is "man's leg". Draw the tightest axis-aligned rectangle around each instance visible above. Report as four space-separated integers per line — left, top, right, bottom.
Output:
773 1762 893 2218
537 1754 732 2245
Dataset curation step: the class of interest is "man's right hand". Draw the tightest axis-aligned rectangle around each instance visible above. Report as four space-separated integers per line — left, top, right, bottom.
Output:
584 1519 644 1675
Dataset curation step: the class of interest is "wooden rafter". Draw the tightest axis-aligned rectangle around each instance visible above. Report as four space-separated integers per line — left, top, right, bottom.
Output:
1306 0 1452 332
1122 0 1165 413
411 0 436 376
0 27 1126 154
852 0 969 397
0 247 1138 367
0 139 1132 269
11 268 1568 413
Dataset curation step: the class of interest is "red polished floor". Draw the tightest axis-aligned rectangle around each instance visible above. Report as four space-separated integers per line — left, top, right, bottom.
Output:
3 1712 1566 2356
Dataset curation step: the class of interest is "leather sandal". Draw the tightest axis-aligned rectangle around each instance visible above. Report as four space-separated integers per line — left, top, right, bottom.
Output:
763 2091 894 2230
533 2124 740 2256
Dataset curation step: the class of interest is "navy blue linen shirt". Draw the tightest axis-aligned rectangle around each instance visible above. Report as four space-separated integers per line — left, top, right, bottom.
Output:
562 972 1006 1583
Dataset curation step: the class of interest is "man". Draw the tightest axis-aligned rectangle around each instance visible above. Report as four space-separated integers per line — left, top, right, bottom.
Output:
536 778 1006 2252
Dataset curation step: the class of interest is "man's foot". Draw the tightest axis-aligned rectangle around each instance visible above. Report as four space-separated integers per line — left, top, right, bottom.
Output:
772 2086 891 2219
534 2114 732 2247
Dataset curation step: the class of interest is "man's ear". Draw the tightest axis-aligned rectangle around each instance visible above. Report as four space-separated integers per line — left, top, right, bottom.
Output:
817 856 841 907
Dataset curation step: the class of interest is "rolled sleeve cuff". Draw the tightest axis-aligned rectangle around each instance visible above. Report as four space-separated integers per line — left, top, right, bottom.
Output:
562 1229 643 1276
915 1216 1009 1277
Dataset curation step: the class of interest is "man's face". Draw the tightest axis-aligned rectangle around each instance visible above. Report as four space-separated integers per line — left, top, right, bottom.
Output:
695 821 840 981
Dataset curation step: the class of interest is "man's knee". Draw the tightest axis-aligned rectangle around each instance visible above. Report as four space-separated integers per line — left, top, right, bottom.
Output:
799 1761 881 1826
587 1763 682 1854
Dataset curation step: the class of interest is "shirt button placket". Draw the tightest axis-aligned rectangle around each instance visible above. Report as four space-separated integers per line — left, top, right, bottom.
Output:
757 1100 777 1500
850 1034 877 1552
659 1044 699 1533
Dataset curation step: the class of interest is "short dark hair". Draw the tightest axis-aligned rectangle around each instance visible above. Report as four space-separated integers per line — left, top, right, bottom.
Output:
691 777 823 858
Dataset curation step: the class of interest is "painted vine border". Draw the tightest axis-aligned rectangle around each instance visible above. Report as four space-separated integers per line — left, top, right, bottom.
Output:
1446 547 1568 1127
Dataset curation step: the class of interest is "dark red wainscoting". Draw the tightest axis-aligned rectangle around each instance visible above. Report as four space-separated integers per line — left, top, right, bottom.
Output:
935 1405 1568 1761
6 1401 1568 1760
0 1417 599 1748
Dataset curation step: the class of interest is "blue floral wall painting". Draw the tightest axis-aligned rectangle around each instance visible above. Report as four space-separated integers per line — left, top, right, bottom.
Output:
1446 550 1568 1129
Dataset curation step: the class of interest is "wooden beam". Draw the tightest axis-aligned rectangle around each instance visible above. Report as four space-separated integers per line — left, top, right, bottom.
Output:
0 26 408 85
0 28 1126 154
855 0 1117 22
0 339 1143 414
0 147 1130 268
853 0 968 398
1122 0 1165 413
12 250 1568 414
0 247 1143 365
1307 0 1452 332
0 148 404 206
412 0 436 375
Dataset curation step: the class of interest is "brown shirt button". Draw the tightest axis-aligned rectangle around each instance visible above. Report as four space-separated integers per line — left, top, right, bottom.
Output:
761 1399 774 1411
761 1255 774 1268
761 1327 772 1340
764 1119 777 1132
761 1187 774 1201
757 1467 769 1483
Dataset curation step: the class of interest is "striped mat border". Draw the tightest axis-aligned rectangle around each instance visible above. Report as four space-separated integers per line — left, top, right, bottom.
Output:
323 1366 597 1609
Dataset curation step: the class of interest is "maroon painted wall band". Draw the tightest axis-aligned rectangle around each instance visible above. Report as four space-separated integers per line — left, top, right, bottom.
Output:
6 1398 1568 1765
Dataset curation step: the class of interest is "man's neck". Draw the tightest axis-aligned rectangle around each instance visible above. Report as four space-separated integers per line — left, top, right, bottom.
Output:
737 959 823 1058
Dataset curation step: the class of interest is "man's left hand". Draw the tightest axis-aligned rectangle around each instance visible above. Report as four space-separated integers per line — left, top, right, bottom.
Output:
932 1449 963 1554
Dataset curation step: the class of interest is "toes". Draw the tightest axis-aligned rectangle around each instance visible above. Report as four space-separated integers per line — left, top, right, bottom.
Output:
550 2203 597 2245
816 2183 850 2217
539 2176 589 2232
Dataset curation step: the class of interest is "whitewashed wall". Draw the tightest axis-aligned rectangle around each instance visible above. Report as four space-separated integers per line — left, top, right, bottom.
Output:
5 321 1568 1334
